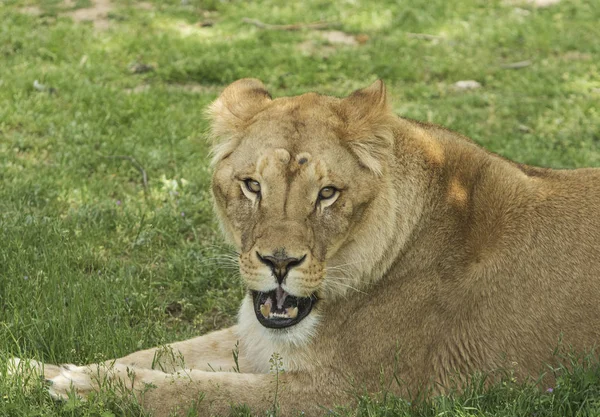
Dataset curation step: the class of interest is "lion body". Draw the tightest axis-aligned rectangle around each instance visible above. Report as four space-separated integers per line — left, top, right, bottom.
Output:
11 80 600 416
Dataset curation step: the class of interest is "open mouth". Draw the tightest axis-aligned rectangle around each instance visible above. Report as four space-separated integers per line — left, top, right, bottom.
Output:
252 287 316 329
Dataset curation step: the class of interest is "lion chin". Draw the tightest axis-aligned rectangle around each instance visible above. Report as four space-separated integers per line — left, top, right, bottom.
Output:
8 79 600 417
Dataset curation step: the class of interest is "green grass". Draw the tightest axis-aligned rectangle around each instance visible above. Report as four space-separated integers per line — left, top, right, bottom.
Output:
1 0 599 415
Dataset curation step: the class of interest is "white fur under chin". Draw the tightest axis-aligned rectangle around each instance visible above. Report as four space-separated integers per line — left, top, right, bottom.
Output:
236 294 321 373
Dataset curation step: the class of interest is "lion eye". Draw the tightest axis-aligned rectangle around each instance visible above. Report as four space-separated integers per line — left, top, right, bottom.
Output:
318 186 337 200
244 179 261 194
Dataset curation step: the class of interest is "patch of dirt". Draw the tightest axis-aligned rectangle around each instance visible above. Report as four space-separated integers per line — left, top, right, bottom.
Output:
321 30 358 46
124 84 151 94
135 2 154 10
125 84 222 95
65 0 113 30
172 20 217 37
560 51 592 61
165 83 222 94
19 6 42 16
503 0 561 7
528 0 561 6
297 40 338 58
298 31 368 58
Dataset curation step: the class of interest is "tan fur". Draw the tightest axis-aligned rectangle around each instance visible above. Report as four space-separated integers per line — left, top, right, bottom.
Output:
10 80 600 416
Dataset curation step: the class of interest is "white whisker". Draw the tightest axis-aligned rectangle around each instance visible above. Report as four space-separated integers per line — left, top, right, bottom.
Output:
323 278 368 295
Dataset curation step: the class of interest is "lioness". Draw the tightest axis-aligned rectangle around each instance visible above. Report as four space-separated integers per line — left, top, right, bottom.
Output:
9 79 600 416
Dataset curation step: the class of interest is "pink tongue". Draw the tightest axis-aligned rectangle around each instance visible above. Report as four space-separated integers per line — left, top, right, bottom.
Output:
275 287 288 309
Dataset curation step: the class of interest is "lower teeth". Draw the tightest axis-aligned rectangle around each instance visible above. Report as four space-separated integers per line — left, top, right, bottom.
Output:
260 305 299 319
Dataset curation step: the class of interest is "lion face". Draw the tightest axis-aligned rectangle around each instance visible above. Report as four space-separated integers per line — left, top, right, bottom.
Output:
208 79 399 329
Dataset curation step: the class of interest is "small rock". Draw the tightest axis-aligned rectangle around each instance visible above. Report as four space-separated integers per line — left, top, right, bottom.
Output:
33 80 56 94
33 80 46 91
518 124 532 133
453 80 482 90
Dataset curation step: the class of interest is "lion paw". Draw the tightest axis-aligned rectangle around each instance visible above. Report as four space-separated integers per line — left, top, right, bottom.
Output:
5 357 44 378
6 357 64 380
47 364 95 400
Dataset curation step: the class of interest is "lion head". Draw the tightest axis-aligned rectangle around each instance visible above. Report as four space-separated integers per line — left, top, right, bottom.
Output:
207 79 418 332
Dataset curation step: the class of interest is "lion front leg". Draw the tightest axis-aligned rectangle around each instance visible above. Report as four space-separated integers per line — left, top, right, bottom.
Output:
109 325 247 373
47 364 332 417
8 325 251 403
46 361 142 400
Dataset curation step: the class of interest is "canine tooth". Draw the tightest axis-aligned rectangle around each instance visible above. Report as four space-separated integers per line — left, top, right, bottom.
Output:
287 306 298 319
260 303 271 319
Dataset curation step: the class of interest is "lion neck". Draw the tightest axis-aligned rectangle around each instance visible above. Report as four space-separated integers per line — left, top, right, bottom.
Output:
383 117 535 288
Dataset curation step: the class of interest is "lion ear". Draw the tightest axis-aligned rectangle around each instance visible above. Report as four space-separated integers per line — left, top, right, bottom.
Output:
206 79 272 161
344 79 388 118
340 80 395 176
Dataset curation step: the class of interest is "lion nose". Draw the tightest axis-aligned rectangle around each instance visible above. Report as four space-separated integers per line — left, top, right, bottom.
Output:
257 252 306 285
